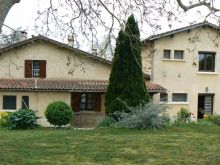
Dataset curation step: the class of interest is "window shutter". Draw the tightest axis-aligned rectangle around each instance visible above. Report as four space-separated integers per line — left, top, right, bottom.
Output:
25 60 32 78
71 93 81 112
94 93 101 112
39 60 46 78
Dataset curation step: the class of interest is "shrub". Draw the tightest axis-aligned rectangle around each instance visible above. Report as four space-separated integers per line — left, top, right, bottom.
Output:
176 108 191 122
45 101 73 127
97 116 117 128
117 102 168 129
206 115 220 126
7 109 38 129
0 112 11 127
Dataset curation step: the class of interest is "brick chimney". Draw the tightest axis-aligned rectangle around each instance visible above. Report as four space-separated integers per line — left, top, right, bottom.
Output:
68 34 74 47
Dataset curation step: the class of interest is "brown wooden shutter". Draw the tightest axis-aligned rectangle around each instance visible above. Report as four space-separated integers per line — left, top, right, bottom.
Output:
71 93 81 112
39 60 46 78
25 60 32 78
94 93 101 112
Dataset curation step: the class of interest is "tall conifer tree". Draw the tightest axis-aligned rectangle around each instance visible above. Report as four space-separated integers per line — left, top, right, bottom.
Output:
105 15 149 115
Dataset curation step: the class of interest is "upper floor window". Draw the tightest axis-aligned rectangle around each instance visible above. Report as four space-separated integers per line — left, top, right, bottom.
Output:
3 96 16 110
172 93 187 102
174 50 184 59
25 60 46 78
163 50 171 59
80 93 94 111
199 52 215 72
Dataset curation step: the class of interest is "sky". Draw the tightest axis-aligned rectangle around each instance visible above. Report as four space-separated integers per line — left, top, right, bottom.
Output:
3 0 220 52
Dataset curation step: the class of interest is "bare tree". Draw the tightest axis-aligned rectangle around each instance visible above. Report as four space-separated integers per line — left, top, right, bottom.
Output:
0 0 20 33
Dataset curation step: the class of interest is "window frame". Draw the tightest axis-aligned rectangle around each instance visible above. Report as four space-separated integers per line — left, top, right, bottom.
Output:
22 96 29 109
198 51 215 72
160 93 168 102
172 93 187 102
174 50 184 60
80 93 94 111
163 49 171 59
32 60 40 78
3 95 17 110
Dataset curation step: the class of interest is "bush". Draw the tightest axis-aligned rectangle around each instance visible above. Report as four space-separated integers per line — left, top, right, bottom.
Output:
116 102 168 129
176 108 191 122
45 101 73 127
7 109 38 129
0 112 11 127
97 116 117 128
206 115 220 126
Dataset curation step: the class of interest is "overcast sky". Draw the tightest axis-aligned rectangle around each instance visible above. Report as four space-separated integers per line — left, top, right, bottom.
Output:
3 0 220 51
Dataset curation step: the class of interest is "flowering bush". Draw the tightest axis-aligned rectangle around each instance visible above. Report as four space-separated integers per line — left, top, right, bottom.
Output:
0 112 10 127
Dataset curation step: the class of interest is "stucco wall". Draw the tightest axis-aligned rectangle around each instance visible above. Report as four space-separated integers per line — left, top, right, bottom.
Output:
0 41 111 80
0 91 106 127
143 26 220 117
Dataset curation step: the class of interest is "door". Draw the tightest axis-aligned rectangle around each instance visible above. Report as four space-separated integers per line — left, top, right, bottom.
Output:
198 94 214 119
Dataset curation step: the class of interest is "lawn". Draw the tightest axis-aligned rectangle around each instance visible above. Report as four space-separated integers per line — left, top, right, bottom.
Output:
0 126 220 165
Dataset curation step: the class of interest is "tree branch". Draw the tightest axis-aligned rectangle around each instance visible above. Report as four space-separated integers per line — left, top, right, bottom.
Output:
0 0 20 33
176 0 220 12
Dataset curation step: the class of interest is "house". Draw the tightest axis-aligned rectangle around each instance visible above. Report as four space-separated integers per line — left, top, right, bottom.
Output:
142 22 220 119
0 35 165 127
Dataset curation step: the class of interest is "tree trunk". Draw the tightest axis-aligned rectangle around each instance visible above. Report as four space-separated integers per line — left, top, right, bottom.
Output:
0 0 20 33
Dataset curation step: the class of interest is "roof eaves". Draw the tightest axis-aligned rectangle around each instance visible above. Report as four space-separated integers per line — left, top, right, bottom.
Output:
142 22 219 42
0 35 112 65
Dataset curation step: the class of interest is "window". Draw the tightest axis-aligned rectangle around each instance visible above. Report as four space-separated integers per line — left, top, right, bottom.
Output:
80 93 94 111
22 96 29 109
25 60 46 78
160 93 168 102
33 61 40 77
172 93 187 102
199 52 215 72
174 50 184 59
3 96 16 110
163 50 171 59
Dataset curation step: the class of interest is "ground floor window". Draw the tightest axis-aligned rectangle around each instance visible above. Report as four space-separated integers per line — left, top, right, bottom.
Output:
172 93 187 102
160 93 168 102
22 96 29 109
3 96 16 110
80 93 94 111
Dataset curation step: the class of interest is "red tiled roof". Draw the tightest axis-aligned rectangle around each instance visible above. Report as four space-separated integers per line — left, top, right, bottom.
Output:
0 79 166 93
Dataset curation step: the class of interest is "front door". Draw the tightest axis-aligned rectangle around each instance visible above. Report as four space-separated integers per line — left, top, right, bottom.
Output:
197 94 214 119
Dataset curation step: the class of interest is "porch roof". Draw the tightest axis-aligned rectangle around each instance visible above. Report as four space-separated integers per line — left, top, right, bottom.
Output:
0 79 166 93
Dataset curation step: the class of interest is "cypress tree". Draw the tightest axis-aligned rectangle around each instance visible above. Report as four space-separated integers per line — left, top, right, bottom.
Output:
105 15 149 116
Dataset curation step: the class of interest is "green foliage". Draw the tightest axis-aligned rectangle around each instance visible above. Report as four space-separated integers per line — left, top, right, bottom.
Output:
105 14 149 117
97 116 117 128
45 101 73 127
7 109 38 130
176 107 191 122
206 115 220 126
0 112 11 127
117 102 168 129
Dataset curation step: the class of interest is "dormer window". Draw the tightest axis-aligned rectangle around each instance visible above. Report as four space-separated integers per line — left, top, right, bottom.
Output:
25 60 46 78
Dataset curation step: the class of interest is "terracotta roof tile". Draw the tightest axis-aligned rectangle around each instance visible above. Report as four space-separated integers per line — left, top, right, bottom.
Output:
0 79 166 93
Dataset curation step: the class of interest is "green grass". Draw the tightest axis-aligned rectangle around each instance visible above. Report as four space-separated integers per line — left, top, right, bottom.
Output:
1 126 220 165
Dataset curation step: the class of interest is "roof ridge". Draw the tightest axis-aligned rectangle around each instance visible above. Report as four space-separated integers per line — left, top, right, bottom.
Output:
143 21 219 42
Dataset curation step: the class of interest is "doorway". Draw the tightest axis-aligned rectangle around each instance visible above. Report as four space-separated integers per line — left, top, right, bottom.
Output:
197 94 214 119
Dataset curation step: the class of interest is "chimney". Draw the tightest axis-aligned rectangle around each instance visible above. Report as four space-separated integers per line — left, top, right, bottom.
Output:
20 31 27 41
92 48 97 56
68 34 74 47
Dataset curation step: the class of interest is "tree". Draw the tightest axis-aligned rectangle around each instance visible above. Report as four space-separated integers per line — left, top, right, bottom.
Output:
0 27 23 48
105 15 149 116
0 0 20 33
